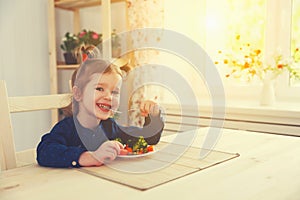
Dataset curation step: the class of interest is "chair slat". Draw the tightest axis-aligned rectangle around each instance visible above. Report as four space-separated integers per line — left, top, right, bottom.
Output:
9 94 72 113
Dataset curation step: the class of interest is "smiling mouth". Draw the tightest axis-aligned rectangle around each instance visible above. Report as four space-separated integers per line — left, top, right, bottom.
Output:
97 103 111 112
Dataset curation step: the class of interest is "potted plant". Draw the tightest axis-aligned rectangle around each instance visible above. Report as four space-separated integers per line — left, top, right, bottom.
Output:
60 32 80 64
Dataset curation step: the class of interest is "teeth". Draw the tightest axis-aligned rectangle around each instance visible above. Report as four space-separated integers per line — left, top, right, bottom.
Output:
99 104 111 110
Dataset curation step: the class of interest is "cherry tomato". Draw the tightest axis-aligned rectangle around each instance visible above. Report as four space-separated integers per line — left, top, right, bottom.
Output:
125 146 133 153
147 145 154 152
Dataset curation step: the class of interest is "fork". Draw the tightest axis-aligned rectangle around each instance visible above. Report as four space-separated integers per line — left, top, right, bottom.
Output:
110 108 139 114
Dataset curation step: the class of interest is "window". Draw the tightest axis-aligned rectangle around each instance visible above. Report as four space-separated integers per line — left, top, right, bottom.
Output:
205 0 300 103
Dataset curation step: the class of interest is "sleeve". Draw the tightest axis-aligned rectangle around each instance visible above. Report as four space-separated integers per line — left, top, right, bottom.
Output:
116 113 165 145
36 119 87 168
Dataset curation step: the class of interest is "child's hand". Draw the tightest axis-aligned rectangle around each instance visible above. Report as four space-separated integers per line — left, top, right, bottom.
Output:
92 141 123 163
140 98 160 117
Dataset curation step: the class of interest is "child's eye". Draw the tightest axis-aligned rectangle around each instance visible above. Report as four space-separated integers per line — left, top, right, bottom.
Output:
95 87 104 92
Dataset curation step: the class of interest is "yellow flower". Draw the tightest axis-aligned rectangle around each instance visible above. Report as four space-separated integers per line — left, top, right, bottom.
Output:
254 49 261 55
215 34 300 82
242 62 250 69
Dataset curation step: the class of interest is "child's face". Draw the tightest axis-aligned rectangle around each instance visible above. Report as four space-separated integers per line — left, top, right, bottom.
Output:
79 72 122 120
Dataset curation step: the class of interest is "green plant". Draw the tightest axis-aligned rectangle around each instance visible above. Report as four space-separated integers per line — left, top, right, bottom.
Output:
60 32 80 53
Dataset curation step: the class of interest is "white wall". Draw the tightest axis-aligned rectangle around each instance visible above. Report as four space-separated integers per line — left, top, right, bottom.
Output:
0 0 51 151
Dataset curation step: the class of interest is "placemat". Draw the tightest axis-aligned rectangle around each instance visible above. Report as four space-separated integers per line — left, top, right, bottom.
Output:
79 142 239 190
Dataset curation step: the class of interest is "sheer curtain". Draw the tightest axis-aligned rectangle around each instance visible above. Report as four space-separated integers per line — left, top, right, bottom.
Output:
126 0 164 126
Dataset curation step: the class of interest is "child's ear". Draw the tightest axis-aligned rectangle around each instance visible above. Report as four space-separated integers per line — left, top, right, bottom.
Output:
73 86 82 101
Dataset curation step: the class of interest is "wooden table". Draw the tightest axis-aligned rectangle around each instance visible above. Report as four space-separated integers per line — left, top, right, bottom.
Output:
1 127 300 200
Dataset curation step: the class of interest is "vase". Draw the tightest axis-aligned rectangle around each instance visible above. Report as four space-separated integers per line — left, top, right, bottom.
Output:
63 52 78 64
260 78 275 106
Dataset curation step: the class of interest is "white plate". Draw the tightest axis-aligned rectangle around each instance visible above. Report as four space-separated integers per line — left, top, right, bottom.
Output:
117 148 156 158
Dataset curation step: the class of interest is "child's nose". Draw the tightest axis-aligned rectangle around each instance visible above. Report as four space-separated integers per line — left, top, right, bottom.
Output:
103 90 112 100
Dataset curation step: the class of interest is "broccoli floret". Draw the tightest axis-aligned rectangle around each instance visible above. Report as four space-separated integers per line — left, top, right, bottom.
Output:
115 137 123 144
132 136 148 151
118 136 149 153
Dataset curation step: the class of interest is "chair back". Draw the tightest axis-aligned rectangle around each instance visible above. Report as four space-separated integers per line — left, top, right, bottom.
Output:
0 80 72 170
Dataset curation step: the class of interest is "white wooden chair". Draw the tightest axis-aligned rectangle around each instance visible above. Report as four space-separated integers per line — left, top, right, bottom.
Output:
0 80 72 171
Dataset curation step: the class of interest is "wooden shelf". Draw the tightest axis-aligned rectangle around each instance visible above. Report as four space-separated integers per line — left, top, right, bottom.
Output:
56 57 128 70
57 64 79 70
54 0 124 10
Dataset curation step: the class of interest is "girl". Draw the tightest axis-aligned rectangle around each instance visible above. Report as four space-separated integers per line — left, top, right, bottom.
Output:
37 59 164 168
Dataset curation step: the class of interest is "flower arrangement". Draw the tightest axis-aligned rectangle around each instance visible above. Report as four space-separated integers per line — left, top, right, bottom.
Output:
78 29 102 46
60 32 80 53
216 34 300 82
